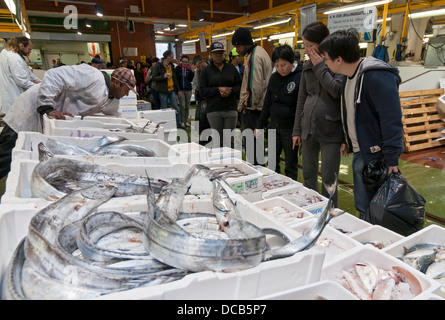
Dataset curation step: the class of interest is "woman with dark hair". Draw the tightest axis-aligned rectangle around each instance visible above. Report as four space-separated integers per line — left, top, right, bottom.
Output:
254 44 302 181
175 55 194 127
291 21 346 206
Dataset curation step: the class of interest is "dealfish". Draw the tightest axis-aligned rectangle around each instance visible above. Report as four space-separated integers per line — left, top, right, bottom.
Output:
2 184 189 300
263 179 344 261
31 143 167 200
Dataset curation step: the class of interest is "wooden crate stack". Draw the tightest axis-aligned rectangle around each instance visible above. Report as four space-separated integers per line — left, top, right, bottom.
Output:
399 88 445 152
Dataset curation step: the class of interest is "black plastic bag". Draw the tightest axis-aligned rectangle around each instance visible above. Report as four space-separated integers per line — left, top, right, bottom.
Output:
364 172 426 236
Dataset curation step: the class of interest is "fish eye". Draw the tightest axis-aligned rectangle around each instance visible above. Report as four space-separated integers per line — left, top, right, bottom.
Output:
97 184 106 189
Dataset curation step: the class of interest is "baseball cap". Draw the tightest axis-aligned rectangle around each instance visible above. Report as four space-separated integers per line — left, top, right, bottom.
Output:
111 67 137 95
92 57 105 64
210 42 225 53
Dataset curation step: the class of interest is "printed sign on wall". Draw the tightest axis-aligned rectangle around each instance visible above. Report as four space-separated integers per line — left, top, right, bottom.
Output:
327 6 377 33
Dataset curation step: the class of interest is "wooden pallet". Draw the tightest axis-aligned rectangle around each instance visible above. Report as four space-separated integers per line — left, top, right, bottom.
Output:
399 88 445 152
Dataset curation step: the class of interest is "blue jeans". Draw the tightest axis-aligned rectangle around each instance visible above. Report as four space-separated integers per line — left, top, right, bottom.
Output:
159 90 180 126
352 152 376 219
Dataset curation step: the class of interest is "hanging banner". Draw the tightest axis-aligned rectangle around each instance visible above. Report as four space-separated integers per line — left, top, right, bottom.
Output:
199 32 207 52
182 43 197 55
300 4 317 33
87 42 101 58
327 6 377 33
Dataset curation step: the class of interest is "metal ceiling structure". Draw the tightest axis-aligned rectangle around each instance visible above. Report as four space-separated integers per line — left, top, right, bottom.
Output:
2 0 445 41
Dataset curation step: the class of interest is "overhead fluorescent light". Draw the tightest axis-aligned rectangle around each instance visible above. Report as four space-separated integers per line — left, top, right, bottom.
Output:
197 11 205 22
269 32 296 40
184 38 199 43
84 18 92 28
95 4 104 17
4 0 17 15
253 17 291 29
254 37 268 42
212 31 235 38
359 42 368 49
77 30 82 35
156 30 164 34
24 32 31 39
177 24 188 27
324 0 392 15
409 8 445 19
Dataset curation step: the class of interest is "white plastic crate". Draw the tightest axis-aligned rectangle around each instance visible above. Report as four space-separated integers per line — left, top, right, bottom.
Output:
255 280 359 300
253 197 313 228
263 185 329 215
350 225 405 249
203 158 264 203
171 142 210 164
383 224 445 298
327 209 372 236
0 159 211 213
138 109 177 131
208 147 242 161
12 131 187 165
321 245 442 300
291 220 362 263
261 173 302 198
42 115 164 141
0 199 326 300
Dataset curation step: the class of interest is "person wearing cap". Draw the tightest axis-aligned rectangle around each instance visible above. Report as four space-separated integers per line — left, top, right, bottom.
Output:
229 48 244 76
232 27 272 165
0 64 136 179
91 56 105 69
199 42 241 148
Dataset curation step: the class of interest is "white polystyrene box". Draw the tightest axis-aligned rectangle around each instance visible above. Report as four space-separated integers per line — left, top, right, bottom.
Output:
261 173 302 198
253 197 313 228
138 109 177 131
321 245 442 300
208 147 242 161
171 142 210 164
383 224 445 298
0 198 326 300
12 131 188 165
98 246 325 300
327 209 372 236
42 115 164 141
350 225 405 249
202 158 264 203
291 219 362 264
0 160 212 213
255 280 359 300
263 185 329 215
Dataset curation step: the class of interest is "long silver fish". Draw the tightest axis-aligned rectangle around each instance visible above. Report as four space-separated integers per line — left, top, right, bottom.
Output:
143 165 267 272
2 184 189 300
94 143 158 157
263 179 344 261
45 138 93 156
31 143 167 200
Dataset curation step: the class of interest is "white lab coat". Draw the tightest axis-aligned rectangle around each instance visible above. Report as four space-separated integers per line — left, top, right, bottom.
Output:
4 63 120 133
0 49 40 115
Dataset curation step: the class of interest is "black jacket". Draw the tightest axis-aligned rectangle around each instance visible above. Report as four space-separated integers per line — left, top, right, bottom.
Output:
199 60 241 113
151 60 179 94
258 62 303 130
175 65 194 91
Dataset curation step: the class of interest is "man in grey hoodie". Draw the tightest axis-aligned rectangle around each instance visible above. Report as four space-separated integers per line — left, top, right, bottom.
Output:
319 28 404 219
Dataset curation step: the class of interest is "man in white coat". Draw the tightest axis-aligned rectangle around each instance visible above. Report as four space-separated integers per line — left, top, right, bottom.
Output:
0 36 41 116
0 64 136 179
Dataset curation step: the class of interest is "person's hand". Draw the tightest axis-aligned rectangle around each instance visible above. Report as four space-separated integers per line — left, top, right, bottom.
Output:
292 136 301 150
219 87 232 97
388 166 399 174
32 80 41 84
340 143 349 157
254 129 262 138
308 49 324 66
48 110 74 120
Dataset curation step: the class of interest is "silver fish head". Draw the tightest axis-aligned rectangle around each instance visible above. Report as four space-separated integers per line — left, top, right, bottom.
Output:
80 183 118 201
38 142 54 162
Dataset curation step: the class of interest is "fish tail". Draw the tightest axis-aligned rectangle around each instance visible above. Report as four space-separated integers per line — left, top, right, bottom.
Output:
322 173 338 200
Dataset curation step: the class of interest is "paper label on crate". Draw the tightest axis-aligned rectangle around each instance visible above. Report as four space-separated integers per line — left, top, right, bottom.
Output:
229 182 245 193
244 178 259 191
